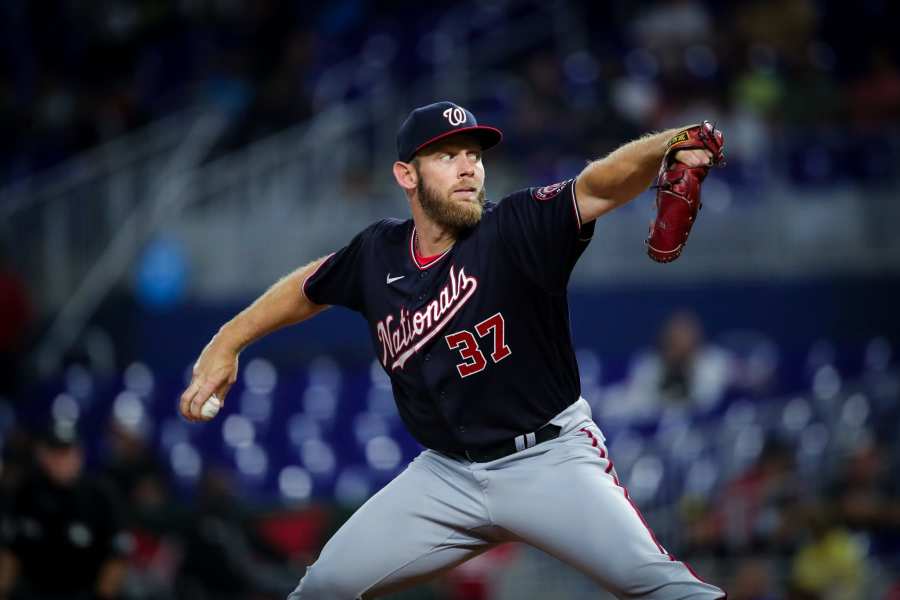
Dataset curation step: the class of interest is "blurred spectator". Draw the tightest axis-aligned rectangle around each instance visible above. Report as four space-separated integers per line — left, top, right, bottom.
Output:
0 420 131 599
631 0 712 50
790 503 867 600
3 0 900 190
104 419 168 510
728 557 778 600
0 426 31 497
102 417 182 600
0 0 318 184
734 0 817 65
603 310 734 421
779 56 841 128
828 440 900 554
849 49 900 130
0 245 32 398
176 468 301 599
688 437 802 553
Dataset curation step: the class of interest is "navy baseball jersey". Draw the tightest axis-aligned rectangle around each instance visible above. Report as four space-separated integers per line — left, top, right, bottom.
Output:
303 178 595 455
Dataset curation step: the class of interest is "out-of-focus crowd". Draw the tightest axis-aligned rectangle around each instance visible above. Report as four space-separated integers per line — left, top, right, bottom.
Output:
3 0 899 188
592 312 900 599
0 416 316 599
1 307 898 599
3 0 900 598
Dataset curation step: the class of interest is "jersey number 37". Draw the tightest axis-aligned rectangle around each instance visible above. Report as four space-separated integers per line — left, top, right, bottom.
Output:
444 312 511 378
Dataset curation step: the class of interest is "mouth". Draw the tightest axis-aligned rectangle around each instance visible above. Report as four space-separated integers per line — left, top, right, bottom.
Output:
452 187 478 199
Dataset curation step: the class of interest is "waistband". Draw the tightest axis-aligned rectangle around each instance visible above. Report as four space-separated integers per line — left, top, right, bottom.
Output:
452 397 597 463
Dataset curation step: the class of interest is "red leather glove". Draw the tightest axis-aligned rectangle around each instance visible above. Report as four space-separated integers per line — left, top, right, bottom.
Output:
646 121 725 263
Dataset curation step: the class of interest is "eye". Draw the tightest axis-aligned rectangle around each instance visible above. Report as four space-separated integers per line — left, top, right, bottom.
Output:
440 153 452 161
468 151 482 162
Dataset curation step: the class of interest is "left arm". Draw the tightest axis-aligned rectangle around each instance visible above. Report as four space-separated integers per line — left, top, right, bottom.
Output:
574 127 711 223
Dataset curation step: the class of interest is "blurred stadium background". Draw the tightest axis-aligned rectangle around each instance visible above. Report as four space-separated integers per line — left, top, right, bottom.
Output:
2 0 900 598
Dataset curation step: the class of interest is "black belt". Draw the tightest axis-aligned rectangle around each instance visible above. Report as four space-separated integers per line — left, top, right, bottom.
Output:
456 423 562 463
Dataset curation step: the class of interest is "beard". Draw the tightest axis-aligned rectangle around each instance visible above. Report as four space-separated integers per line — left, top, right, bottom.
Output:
417 175 486 233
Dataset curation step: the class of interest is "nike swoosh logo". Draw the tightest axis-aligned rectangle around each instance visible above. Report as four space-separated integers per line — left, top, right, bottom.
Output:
386 274 405 284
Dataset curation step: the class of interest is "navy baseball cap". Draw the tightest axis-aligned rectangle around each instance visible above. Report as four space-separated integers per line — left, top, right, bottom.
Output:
397 101 503 163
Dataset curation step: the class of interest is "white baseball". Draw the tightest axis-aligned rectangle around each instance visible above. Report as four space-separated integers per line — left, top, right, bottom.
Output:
200 394 222 419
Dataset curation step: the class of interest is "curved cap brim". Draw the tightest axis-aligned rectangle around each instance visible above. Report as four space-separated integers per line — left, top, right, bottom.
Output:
407 125 503 161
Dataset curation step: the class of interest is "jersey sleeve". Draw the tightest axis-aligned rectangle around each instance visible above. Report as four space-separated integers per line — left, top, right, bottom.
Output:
302 224 375 312
495 178 595 292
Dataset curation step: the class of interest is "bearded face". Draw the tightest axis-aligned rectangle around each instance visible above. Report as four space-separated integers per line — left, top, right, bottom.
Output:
415 168 486 233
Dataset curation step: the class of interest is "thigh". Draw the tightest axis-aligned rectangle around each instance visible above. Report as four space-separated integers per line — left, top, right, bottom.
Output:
487 427 724 599
290 451 497 600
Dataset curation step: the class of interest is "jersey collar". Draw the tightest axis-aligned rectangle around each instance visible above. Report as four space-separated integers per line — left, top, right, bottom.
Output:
410 225 453 271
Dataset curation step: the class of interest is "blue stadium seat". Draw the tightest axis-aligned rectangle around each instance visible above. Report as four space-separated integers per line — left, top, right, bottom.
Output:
353 411 389 447
286 413 323 447
299 437 337 479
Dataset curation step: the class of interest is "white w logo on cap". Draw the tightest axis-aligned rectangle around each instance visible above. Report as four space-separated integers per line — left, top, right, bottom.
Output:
442 106 467 126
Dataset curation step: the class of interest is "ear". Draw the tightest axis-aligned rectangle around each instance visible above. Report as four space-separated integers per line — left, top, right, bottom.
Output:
393 161 418 191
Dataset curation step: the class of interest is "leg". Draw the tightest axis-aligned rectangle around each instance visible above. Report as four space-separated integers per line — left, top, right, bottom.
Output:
485 426 725 599
289 451 499 599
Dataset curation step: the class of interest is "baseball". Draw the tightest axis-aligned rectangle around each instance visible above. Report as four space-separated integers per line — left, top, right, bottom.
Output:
200 394 222 419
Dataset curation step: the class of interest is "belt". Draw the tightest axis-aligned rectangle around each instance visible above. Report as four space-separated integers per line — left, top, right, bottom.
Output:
457 423 562 463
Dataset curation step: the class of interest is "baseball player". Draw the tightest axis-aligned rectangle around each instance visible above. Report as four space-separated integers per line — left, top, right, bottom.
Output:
180 101 726 599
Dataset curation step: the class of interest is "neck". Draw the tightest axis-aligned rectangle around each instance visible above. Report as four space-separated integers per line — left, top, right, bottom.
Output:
411 208 456 257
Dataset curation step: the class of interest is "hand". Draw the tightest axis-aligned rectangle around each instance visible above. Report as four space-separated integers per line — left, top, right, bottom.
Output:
179 333 240 422
673 148 714 168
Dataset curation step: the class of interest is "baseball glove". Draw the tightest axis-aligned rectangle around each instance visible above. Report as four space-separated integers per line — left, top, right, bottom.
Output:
646 121 725 263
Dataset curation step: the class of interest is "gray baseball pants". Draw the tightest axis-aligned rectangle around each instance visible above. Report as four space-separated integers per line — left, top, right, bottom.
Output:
288 399 725 599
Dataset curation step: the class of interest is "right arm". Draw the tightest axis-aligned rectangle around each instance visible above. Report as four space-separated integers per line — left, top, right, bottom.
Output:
179 256 330 421
575 127 717 223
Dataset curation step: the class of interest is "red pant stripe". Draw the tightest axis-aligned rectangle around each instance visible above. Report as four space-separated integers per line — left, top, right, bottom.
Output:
578 427 724 591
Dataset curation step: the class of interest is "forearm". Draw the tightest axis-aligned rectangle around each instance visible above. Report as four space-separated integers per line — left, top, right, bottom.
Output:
577 127 684 214
216 257 329 352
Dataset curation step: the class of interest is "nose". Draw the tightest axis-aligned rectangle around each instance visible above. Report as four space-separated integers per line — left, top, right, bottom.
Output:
456 155 475 178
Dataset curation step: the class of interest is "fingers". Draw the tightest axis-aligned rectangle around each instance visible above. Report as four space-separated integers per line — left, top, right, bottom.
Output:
179 341 238 423
179 377 222 423
191 380 218 421
673 149 714 168
179 379 202 422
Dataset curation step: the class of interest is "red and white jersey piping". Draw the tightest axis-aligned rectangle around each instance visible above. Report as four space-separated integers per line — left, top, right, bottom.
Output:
409 226 453 271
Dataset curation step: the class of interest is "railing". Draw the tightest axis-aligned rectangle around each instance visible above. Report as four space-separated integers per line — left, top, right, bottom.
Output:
163 140 900 296
31 111 229 376
7 0 900 376
8 0 569 375
2 109 200 310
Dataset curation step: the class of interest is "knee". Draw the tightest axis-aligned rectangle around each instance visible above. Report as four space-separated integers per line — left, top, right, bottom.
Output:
287 563 364 600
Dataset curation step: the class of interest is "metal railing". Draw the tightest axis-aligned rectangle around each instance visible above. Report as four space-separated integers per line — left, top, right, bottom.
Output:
7 0 900 376
7 0 569 376
3 109 200 310
31 111 229 377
